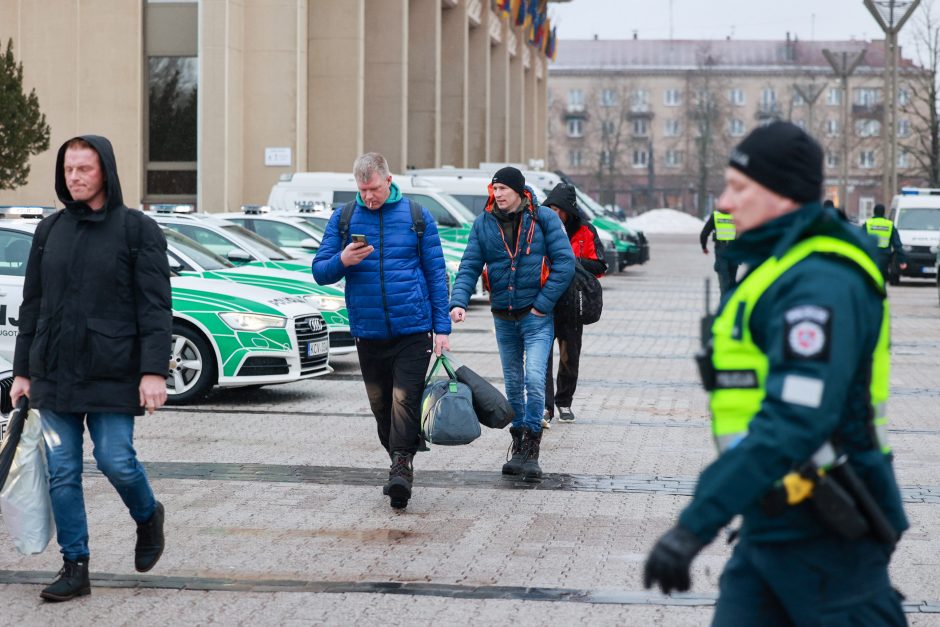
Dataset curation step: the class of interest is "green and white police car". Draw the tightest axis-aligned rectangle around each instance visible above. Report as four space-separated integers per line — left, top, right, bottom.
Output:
0 211 331 404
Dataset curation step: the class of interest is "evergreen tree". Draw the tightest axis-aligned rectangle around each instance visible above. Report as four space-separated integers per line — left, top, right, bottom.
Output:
0 39 50 191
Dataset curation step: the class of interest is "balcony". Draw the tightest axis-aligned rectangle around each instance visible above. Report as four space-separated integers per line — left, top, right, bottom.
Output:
852 103 884 120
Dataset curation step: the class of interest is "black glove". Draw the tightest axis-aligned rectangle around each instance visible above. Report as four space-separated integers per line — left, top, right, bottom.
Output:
643 525 706 595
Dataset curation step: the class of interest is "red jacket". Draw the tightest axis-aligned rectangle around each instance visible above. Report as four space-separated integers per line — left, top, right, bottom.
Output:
568 223 607 278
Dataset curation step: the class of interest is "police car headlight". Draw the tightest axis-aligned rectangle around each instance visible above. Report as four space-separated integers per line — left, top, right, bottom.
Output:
446 259 461 273
930 244 939 254
304 294 345 312
902 244 913 252
218 312 287 331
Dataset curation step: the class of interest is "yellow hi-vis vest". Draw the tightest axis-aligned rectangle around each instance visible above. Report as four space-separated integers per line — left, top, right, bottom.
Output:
865 216 893 249
714 211 736 241
709 236 891 456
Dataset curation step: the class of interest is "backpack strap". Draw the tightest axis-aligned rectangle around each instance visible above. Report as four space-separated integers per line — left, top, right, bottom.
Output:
34 210 65 258
337 201 357 248
124 208 142 266
409 199 426 260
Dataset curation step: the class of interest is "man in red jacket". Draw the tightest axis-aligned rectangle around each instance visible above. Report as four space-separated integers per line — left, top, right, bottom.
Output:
542 183 608 427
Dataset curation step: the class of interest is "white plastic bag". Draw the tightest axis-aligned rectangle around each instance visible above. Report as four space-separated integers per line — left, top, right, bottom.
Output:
0 409 55 554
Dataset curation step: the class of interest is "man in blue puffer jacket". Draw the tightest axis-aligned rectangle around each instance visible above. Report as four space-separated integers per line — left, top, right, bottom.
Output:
450 167 575 481
313 152 451 510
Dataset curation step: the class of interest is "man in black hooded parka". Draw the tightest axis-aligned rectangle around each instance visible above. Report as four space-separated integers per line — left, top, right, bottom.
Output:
10 135 172 601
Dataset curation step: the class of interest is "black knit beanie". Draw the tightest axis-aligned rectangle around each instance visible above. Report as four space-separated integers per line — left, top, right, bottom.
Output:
544 183 579 217
492 166 526 197
728 121 824 203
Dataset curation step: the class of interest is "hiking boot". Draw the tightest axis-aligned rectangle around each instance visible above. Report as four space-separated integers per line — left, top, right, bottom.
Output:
521 428 543 482
385 451 414 509
541 409 553 430
40 558 90 602
557 406 576 423
135 501 165 573
502 427 525 475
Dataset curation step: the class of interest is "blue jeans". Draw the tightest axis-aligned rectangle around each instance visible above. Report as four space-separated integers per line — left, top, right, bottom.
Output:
40 411 157 561
493 312 554 432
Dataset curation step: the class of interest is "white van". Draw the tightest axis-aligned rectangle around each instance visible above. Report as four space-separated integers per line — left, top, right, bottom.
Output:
889 188 940 283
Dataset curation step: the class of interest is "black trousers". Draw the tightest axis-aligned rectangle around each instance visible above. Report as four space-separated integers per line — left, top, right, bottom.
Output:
356 332 432 455
714 244 739 297
545 318 583 415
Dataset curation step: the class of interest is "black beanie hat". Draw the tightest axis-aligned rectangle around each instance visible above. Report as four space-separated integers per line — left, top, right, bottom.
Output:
492 166 526 197
873 203 886 217
544 183 579 217
728 121 824 203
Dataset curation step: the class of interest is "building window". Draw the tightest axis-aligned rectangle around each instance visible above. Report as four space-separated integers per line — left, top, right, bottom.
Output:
826 153 840 169
632 149 648 168
855 119 880 137
794 119 806 130
600 89 617 107
567 89 584 111
827 87 842 106
633 118 649 137
859 197 875 220
664 88 682 106
855 87 881 107
601 149 612 166
898 87 911 106
792 91 805 106
826 118 840 136
147 57 198 197
761 87 777 108
729 118 746 136
898 118 911 137
729 88 745 106
631 89 650 112
898 150 910 169
664 118 681 137
567 118 584 138
568 150 582 167
601 120 615 136
858 150 876 169
665 150 683 167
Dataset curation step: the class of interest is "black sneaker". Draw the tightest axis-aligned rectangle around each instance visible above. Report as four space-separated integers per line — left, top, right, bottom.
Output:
557 406 576 423
541 409 553 430
385 451 414 509
40 558 91 602
135 501 165 572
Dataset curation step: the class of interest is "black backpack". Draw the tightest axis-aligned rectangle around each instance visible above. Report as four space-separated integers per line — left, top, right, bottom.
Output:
555 260 603 325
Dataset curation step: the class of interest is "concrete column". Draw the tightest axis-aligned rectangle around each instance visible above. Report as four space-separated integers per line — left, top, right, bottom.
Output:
363 0 408 173
508 26 524 163
534 56 547 163
308 0 364 172
488 16 510 163
441 0 468 167
466 4 491 168
523 46 537 165
407 0 441 169
200 0 245 212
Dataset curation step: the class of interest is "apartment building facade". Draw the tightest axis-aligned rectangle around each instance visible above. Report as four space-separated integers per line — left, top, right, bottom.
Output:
548 37 930 220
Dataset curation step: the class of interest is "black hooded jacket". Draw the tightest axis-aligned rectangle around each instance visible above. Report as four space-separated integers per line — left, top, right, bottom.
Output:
13 135 172 415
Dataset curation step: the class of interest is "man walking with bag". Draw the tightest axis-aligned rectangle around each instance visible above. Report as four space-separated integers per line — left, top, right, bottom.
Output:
11 135 172 601
313 152 451 510
449 167 574 481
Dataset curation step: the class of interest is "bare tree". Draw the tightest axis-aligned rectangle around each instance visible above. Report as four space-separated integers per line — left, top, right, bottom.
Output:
684 49 732 217
585 80 634 206
900 0 940 186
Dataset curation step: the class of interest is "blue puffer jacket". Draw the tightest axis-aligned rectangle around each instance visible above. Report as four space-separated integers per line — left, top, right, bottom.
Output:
450 187 575 314
312 186 451 340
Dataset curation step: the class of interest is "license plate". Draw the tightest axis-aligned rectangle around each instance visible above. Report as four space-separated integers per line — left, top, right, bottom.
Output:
306 340 328 357
923 266 937 275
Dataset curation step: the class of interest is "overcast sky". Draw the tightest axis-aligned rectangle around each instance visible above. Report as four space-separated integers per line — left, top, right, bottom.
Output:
549 0 929 54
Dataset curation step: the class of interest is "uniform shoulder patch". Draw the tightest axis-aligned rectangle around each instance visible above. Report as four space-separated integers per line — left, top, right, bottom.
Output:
784 305 831 361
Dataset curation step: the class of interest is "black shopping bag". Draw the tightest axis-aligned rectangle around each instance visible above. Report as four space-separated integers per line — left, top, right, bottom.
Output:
443 351 513 429
421 355 480 446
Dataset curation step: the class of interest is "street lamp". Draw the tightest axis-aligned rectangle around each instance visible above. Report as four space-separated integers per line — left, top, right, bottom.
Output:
823 49 867 214
864 0 921 202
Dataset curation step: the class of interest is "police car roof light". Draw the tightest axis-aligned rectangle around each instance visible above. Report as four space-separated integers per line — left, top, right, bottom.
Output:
152 204 196 214
242 204 271 214
900 187 940 196
0 206 56 220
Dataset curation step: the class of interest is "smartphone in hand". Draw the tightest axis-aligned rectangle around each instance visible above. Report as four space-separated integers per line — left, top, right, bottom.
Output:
351 234 369 246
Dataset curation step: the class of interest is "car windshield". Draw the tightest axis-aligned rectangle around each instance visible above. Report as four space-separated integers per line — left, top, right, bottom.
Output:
164 229 234 270
439 193 476 222
220 224 293 259
897 207 940 231
452 194 489 216
299 215 330 232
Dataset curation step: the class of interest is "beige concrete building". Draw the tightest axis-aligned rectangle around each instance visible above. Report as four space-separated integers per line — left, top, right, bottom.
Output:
0 0 560 211
549 38 931 220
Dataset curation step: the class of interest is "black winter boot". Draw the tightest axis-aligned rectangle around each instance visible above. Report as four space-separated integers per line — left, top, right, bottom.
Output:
385 451 414 509
40 557 90 602
502 427 525 475
135 501 165 572
521 428 543 482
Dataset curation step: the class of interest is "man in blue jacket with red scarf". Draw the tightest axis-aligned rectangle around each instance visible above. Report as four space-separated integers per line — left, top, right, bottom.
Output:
313 152 451 510
450 167 574 481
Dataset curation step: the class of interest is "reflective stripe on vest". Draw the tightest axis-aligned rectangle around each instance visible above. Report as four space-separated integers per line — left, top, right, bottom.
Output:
865 216 893 249
714 211 736 241
709 235 891 455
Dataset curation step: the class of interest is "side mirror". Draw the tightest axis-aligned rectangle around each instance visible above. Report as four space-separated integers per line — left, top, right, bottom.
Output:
299 237 319 251
226 249 254 265
438 213 458 227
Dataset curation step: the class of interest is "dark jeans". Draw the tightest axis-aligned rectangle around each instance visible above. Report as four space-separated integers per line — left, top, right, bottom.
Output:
356 332 433 455
545 318 583 415
712 536 905 626
714 245 739 297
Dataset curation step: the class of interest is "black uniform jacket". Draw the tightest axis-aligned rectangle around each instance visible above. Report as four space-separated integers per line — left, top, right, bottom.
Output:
13 135 172 415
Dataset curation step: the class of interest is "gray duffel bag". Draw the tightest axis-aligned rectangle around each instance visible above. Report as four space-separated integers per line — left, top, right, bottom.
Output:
420 355 481 446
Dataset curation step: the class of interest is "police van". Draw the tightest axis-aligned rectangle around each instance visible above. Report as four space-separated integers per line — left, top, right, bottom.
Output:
889 188 940 284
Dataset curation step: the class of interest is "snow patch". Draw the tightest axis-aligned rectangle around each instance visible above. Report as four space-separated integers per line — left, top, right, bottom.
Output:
627 208 705 234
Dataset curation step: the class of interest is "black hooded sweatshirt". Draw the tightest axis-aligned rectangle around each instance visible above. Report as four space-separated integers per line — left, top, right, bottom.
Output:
13 135 172 415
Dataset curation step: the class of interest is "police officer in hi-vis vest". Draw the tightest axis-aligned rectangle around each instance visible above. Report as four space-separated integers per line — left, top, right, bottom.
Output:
644 122 908 625
700 208 738 297
864 203 907 280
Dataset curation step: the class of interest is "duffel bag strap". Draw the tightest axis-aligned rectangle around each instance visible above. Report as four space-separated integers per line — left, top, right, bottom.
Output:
425 354 459 390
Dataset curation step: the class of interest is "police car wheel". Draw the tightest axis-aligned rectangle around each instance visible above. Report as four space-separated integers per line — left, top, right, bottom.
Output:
166 322 217 405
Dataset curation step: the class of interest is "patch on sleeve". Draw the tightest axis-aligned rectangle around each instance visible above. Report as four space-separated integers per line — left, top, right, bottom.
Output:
784 305 831 361
781 375 825 408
